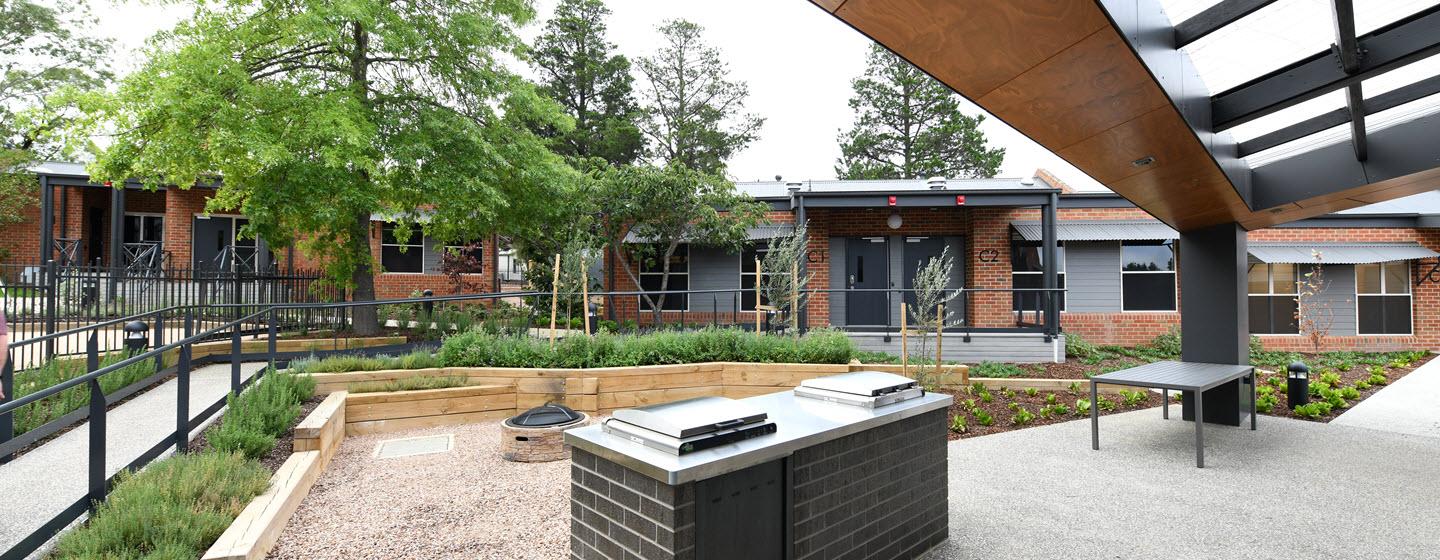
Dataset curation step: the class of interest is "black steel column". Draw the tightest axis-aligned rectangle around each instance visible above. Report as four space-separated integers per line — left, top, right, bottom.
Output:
108 186 124 268
1179 222 1248 426
38 175 53 263
1041 193 1059 338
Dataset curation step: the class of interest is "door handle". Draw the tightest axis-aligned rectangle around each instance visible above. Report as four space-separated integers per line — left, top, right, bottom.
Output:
847 274 856 288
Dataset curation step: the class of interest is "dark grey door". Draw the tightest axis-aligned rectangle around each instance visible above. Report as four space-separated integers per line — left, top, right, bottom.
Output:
902 236 946 312
845 237 888 326
695 459 784 560
191 216 233 270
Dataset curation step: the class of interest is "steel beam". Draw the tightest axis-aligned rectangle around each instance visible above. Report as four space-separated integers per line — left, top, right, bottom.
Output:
1238 74 1440 156
1211 5 1440 131
1330 0 1367 161
1174 0 1280 48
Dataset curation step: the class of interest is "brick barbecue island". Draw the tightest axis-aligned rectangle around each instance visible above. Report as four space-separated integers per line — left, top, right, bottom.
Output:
565 373 953 560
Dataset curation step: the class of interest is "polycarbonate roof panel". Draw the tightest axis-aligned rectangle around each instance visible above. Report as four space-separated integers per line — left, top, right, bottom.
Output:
1011 220 1178 242
1248 242 1438 263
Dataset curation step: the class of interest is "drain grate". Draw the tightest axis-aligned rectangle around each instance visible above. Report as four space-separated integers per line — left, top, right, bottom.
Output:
373 434 454 459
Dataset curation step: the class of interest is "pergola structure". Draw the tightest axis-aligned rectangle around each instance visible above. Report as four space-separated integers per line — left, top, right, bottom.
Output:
811 0 1440 423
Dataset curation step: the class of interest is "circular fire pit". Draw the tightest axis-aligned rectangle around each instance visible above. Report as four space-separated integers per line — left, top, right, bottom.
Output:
501 403 589 463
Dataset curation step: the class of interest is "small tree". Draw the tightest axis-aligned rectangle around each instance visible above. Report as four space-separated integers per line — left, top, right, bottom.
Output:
907 247 958 388
1296 251 1338 354
759 222 814 334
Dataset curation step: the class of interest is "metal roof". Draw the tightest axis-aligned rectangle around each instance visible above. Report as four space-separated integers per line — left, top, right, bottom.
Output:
27 161 90 177
625 224 794 244
736 178 1047 199
1248 242 1439 264
1011 220 1178 242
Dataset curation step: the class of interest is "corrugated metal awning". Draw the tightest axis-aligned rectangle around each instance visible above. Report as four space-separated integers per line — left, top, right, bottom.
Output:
1011 220 1178 242
1248 242 1439 264
624 224 794 243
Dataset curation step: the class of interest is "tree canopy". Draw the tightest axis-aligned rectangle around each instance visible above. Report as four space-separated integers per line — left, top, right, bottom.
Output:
836 44 1004 180
529 0 642 168
0 0 110 233
86 0 573 331
636 19 762 174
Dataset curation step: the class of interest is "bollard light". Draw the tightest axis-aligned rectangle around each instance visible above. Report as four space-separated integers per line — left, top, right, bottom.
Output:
1287 361 1310 408
422 289 435 316
586 302 599 334
123 320 150 353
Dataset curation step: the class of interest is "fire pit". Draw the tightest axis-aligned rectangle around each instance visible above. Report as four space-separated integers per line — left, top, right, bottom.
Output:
500 403 589 463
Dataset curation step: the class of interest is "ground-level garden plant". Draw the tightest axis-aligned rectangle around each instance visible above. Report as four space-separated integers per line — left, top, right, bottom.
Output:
438 327 859 368
52 369 315 558
943 380 1157 439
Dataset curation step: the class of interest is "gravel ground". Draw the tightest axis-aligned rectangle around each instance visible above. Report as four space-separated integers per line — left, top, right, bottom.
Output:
268 421 572 560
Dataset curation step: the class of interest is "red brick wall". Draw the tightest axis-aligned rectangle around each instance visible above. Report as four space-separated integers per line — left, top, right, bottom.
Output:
163 188 220 268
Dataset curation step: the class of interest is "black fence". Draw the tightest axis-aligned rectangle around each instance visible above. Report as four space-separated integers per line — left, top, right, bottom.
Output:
0 262 339 371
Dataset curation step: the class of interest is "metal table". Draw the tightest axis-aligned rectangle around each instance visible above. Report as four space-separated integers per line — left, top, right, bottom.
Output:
1089 360 1256 468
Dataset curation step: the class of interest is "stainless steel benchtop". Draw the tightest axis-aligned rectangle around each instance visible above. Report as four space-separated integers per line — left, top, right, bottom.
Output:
564 390 953 485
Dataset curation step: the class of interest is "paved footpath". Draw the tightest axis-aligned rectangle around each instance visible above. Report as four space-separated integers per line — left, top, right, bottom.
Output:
1332 354 1440 438
0 361 265 557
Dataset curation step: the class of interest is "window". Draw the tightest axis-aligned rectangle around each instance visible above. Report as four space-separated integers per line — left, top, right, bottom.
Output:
741 243 785 311
381 223 424 273
1248 262 1298 334
1121 240 1176 311
123 214 164 245
442 241 485 274
1357 262 1411 335
1010 240 1065 312
637 244 688 311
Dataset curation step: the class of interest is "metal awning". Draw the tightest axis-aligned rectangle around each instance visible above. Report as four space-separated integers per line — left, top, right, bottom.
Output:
624 224 794 244
1248 242 1439 264
1011 220 1177 242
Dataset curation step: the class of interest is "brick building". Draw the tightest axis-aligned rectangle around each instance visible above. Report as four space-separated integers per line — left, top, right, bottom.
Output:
607 173 1440 359
4 162 500 299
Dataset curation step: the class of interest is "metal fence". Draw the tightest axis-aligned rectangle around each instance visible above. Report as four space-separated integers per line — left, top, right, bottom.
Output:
0 262 339 370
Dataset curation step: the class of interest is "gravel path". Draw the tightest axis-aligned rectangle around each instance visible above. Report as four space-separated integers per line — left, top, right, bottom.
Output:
269 421 572 560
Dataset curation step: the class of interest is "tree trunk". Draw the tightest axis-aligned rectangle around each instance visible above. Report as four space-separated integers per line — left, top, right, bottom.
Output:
350 210 380 335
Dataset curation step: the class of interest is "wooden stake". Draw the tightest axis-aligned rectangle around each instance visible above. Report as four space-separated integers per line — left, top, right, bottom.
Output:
580 253 591 337
549 253 561 349
754 257 763 334
900 302 908 378
791 261 799 335
936 303 944 372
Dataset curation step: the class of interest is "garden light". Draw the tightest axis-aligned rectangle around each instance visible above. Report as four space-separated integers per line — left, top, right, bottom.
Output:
123 320 150 353
1287 361 1310 408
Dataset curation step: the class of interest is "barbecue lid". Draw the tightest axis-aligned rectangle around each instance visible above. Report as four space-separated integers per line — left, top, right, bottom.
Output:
506 403 584 428
610 397 768 439
797 371 918 397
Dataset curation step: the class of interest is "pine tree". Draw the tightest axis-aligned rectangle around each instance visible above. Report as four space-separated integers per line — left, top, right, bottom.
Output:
530 0 643 167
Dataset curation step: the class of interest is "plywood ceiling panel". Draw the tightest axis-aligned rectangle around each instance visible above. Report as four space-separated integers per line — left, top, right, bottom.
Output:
811 0 846 12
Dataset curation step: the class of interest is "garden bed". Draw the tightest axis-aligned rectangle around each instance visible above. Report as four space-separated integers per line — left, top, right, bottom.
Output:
939 381 1158 440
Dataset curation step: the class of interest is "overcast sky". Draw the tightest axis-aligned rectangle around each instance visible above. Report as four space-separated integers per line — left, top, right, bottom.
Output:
87 0 1440 191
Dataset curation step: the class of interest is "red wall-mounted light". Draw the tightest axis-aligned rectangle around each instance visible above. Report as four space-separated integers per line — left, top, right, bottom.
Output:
956 195 966 205
103 181 113 187
887 195 897 206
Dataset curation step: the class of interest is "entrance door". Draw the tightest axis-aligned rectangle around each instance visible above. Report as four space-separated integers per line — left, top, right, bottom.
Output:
845 237 888 326
192 216 235 271
902 236 947 312
86 208 105 265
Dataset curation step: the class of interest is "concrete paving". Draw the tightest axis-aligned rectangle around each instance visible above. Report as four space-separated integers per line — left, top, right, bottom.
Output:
1332 355 1440 439
929 404 1440 560
0 361 265 557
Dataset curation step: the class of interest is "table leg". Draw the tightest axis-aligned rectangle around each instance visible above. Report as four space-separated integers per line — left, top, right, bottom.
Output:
1250 370 1257 431
1090 381 1099 451
1194 389 1205 468
1162 389 1169 419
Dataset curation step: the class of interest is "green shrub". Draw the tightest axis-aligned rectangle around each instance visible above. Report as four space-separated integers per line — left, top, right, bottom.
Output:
1355 380 1371 390
1065 332 1101 361
1067 381 1082 395
1023 387 1039 398
1148 327 1182 359
979 390 993 403
437 327 858 369
1119 389 1146 406
1075 398 1092 415
209 371 315 460
1293 402 1333 419
971 361 1025 379
289 350 440 374
1044 393 1057 405
974 409 995 426
52 451 270 558
1010 406 1036 425
949 414 967 434
349 376 472 394
1339 386 1361 400
1256 394 1279 413
1096 396 1117 412
1318 371 1342 386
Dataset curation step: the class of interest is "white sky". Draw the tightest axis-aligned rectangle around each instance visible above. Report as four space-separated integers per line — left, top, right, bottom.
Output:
87 0 1440 191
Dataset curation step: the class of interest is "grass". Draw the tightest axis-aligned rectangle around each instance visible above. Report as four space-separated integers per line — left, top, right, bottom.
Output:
10 352 165 438
438 327 859 369
349 375 473 393
51 451 271 559
287 350 441 374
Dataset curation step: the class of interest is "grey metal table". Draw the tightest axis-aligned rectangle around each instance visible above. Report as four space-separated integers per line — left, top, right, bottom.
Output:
1090 360 1256 468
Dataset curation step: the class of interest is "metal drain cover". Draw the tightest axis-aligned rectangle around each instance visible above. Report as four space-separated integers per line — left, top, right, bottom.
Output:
373 434 454 459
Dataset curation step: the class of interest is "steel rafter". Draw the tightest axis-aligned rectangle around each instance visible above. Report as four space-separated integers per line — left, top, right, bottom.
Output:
1173 0 1281 48
1330 0 1367 161
1238 74 1440 156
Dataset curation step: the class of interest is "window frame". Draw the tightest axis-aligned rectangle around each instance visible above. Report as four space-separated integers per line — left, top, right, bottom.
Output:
1009 239 1066 313
1355 262 1413 336
442 241 486 275
380 223 426 275
636 244 690 312
123 212 166 246
1247 262 1300 335
1120 240 1178 312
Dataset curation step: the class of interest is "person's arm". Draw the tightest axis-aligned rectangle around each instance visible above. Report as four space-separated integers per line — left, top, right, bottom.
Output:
0 333 7 399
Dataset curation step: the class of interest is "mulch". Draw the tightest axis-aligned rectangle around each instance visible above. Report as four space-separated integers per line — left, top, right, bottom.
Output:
938 384 1158 440
1257 354 1432 422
